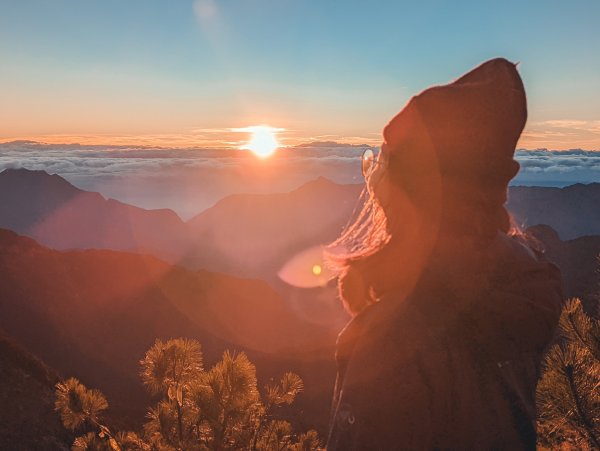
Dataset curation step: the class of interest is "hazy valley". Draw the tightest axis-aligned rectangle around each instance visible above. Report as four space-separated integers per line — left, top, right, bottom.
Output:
0 167 599 448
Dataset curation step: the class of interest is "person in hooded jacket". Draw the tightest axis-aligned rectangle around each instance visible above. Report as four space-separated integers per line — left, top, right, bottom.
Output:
326 58 563 450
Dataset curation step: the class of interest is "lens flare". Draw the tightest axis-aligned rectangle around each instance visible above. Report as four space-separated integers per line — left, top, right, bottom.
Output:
278 246 333 288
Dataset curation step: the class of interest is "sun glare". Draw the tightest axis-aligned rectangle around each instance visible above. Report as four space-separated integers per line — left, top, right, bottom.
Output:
241 126 280 158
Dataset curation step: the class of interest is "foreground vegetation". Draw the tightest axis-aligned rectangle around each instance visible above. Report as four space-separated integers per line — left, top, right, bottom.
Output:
55 338 321 451
537 298 600 450
54 298 600 450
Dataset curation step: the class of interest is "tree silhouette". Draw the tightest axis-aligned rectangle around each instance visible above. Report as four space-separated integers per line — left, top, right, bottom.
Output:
252 372 304 451
54 377 134 450
189 351 259 449
537 298 600 449
72 432 114 451
143 343 320 450
56 338 321 450
55 378 109 431
140 338 203 448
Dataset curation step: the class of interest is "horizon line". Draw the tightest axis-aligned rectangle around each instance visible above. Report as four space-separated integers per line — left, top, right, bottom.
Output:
1 138 599 153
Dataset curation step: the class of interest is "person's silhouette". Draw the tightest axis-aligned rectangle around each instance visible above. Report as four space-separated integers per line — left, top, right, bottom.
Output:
326 58 563 450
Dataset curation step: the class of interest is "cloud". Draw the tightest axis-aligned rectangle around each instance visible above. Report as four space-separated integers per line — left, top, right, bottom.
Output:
513 149 600 184
541 120 600 132
0 141 366 218
1 141 597 218
520 120 600 150
231 126 286 133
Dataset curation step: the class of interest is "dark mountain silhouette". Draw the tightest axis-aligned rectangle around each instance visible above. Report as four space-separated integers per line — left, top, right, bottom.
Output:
0 229 336 430
0 332 71 450
184 180 600 282
185 177 363 278
0 168 190 261
2 168 599 282
0 169 362 281
508 183 600 240
526 224 600 311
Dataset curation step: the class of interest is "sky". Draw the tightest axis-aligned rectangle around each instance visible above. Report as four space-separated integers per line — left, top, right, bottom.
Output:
1 0 600 149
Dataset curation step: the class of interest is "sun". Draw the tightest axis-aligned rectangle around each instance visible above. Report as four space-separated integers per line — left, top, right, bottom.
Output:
242 126 280 158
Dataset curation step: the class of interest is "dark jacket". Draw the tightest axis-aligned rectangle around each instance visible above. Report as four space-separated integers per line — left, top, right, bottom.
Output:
327 233 563 450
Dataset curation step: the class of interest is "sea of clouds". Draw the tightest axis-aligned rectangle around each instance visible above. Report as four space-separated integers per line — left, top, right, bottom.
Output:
0 141 598 219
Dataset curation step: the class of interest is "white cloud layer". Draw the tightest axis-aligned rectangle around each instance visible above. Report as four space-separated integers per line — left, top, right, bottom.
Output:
513 149 600 185
0 141 367 218
0 141 598 218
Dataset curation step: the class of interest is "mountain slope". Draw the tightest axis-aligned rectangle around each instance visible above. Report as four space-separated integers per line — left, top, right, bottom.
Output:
0 229 333 428
0 168 190 261
526 224 600 309
186 177 363 278
0 332 71 450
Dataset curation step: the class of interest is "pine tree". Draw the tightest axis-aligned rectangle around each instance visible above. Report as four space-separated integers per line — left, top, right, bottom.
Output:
142 343 321 450
55 377 141 450
55 378 108 432
537 298 600 449
188 351 260 449
56 338 322 450
140 338 203 448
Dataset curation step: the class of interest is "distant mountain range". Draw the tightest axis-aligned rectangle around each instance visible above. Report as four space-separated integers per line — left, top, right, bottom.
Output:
0 169 362 280
185 176 363 278
508 183 600 240
1 168 599 281
526 224 600 311
0 168 190 261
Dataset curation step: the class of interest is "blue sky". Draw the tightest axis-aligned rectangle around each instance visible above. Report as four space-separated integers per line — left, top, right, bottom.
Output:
1 0 600 148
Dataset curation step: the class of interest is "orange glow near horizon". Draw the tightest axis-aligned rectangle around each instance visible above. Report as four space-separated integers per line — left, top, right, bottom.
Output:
3 120 599 150
0 132 383 149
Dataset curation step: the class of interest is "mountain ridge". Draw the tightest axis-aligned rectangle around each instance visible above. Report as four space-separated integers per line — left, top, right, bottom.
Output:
0 228 337 432
2 168 599 283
